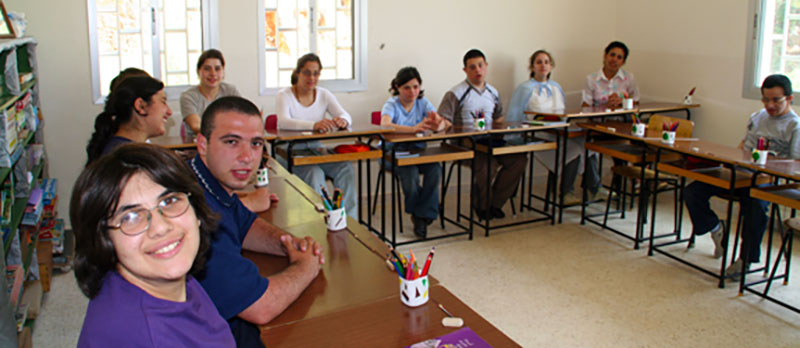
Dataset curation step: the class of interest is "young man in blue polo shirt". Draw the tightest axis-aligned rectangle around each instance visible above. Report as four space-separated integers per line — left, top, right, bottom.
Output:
190 96 324 347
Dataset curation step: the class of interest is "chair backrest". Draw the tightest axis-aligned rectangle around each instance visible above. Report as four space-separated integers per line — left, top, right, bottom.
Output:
647 114 694 137
180 122 188 143
371 111 381 125
265 114 278 131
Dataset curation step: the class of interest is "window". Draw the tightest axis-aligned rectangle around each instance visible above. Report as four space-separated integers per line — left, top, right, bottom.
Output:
257 0 367 95
87 0 218 103
744 0 800 98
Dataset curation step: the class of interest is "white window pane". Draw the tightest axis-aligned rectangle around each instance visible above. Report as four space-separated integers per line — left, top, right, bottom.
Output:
277 0 296 28
167 73 189 86
265 51 279 88
118 0 141 31
336 48 351 79
265 0 277 9
99 55 121 96
336 10 351 48
97 13 119 55
320 68 335 80
120 34 143 70
338 0 350 8
165 32 188 73
189 51 200 85
163 0 187 30
160 53 166 81
187 0 201 9
187 10 202 51
97 0 117 11
266 11 277 48
278 69 293 87
317 30 335 68
278 31 297 69
316 0 335 28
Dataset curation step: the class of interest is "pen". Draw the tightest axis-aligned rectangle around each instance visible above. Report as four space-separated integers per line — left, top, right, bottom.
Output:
392 258 405 277
320 186 333 207
438 303 455 317
688 87 696 96
421 247 435 276
409 249 418 279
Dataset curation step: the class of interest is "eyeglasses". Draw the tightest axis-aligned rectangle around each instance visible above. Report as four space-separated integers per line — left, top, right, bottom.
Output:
761 96 787 104
107 192 192 236
300 70 321 77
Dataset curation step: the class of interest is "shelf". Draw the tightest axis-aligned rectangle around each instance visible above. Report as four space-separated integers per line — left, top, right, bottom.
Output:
0 79 35 111
21 229 40 279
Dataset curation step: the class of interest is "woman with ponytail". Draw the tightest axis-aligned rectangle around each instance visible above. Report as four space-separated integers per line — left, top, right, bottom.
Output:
85 76 172 165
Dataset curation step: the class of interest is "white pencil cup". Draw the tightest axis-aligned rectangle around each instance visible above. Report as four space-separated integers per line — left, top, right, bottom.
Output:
752 149 768 165
255 168 269 187
631 123 645 137
623 98 634 110
473 117 486 131
661 131 676 145
399 275 429 307
325 207 347 231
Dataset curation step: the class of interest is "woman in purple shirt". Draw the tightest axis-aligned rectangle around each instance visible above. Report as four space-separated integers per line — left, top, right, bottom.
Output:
71 144 235 347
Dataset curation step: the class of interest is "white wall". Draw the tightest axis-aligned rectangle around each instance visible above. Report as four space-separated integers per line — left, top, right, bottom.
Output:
7 0 759 227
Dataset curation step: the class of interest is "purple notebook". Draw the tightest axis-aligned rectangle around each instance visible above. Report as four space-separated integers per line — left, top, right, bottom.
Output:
405 327 492 348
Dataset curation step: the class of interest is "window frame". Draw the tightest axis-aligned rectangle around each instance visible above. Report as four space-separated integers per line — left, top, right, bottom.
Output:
743 0 800 99
256 0 368 96
86 0 219 104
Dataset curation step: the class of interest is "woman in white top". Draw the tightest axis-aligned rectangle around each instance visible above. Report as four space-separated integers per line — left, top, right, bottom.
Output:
507 50 600 204
275 53 357 219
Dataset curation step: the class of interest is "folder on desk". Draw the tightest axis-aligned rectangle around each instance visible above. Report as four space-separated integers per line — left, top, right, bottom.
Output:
406 327 491 348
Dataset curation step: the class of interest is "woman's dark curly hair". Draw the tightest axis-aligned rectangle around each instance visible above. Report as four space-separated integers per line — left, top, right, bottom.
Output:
70 143 218 298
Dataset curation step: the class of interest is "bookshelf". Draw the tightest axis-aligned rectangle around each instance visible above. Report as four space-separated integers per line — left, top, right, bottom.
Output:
0 37 55 348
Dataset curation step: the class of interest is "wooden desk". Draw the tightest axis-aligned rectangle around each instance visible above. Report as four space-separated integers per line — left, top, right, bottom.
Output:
525 101 701 120
259 285 520 347
149 135 196 150
473 121 567 236
380 126 481 247
249 159 515 345
578 122 685 249
645 137 769 288
735 158 800 313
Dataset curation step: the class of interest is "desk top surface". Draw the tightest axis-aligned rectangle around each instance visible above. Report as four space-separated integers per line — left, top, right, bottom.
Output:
259 285 520 347
267 124 394 141
525 102 700 118
382 122 567 143
580 121 800 180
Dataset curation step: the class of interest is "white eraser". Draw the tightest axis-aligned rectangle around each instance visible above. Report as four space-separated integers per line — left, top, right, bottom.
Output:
416 133 424 137
301 131 313 135
522 124 529 128
442 317 464 328
605 108 612 112
692 147 700 152
607 127 616 132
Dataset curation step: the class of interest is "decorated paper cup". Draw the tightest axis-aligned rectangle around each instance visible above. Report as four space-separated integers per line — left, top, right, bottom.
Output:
473 118 486 131
661 131 676 145
623 98 634 110
631 123 645 137
752 149 768 165
255 168 269 187
325 207 347 231
399 275 429 307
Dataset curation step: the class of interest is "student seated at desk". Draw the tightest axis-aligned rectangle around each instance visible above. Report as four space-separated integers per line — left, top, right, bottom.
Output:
180 49 241 141
380 66 451 238
438 49 527 221
192 96 324 347
684 74 800 277
71 144 235 347
181 50 277 213
275 53 358 219
508 49 598 205
85 76 172 165
581 41 640 108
